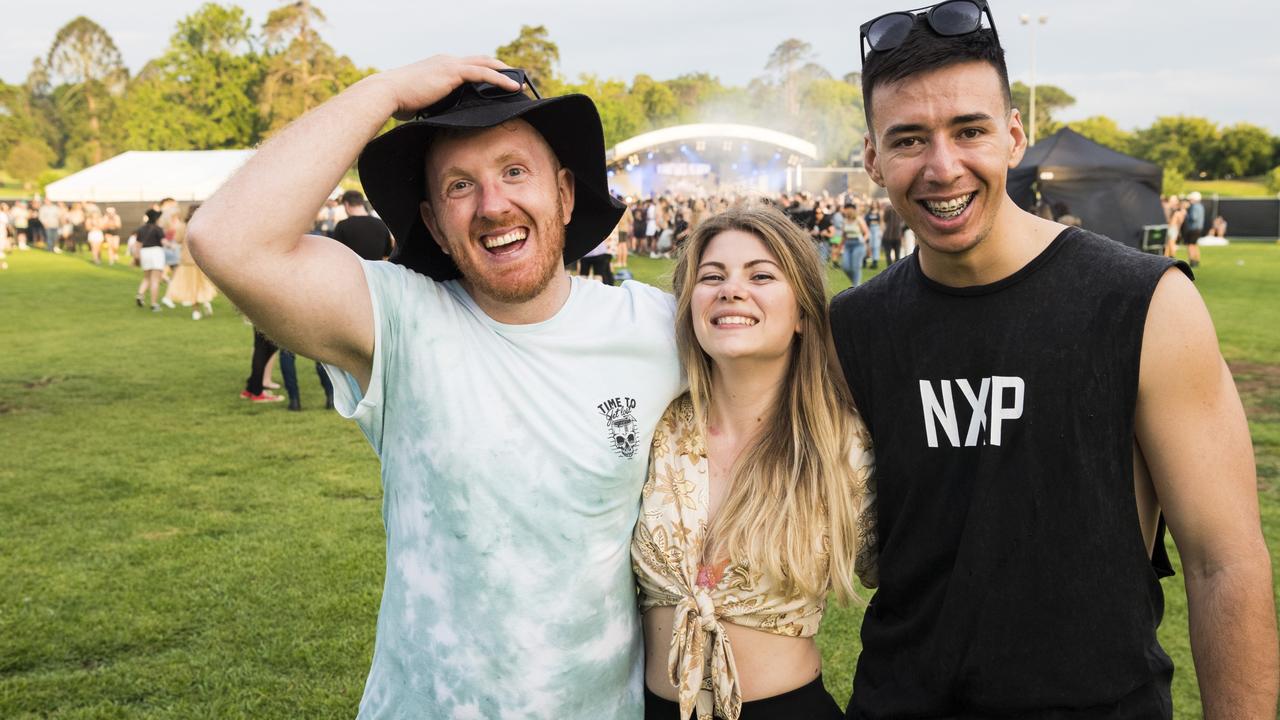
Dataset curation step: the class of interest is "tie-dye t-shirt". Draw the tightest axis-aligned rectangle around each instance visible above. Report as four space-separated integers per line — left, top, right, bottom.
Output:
325 260 683 720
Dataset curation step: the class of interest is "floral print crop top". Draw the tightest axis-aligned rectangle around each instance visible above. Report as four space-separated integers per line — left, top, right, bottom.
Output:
631 394 877 720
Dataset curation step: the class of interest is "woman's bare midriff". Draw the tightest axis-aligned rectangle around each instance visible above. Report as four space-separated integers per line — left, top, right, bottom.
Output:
642 607 823 702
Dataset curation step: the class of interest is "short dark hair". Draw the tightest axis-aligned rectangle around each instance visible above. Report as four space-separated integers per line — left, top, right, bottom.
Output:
341 189 365 206
861 15 1010 134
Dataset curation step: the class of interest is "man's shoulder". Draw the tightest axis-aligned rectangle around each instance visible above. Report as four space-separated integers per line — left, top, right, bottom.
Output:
578 278 676 322
1061 228 1188 283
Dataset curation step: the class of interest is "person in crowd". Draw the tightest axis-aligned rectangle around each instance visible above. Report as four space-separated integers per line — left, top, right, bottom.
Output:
27 200 46 251
615 195 633 267
810 204 833 265
832 5 1276 717
0 203 10 253
1163 195 1183 258
644 197 660 256
102 207 122 265
1052 200 1082 227
634 203 875 720
314 196 342 237
579 236 615 285
158 198 182 282
1182 190 1205 267
240 327 287 402
11 201 30 250
839 202 870 287
1208 214 1227 239
66 202 86 253
332 189 393 260
161 205 218 319
133 209 168 311
829 199 846 268
188 56 683 718
863 199 882 268
879 199 904 264
37 198 61 252
85 205 105 264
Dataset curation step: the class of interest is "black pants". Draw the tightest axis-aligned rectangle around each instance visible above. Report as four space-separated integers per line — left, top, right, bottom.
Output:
644 676 843 719
579 254 614 285
882 240 901 264
245 329 278 395
280 350 334 403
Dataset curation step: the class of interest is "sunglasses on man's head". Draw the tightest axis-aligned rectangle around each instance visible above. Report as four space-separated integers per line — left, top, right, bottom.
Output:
416 68 542 120
859 0 999 64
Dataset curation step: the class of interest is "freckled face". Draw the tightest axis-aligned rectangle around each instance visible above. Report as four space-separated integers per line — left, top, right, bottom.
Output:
691 229 801 366
864 61 1026 257
421 120 575 305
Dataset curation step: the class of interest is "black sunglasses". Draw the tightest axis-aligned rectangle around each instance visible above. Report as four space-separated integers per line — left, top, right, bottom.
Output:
859 0 999 64
416 68 541 120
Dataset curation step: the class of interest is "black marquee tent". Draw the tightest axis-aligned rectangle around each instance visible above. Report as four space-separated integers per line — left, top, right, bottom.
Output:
1008 127 1166 249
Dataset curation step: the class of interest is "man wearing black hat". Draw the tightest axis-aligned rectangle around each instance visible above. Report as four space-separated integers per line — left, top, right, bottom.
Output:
189 56 682 719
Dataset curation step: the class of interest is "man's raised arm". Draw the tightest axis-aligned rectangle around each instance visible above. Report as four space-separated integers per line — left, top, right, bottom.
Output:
187 56 518 387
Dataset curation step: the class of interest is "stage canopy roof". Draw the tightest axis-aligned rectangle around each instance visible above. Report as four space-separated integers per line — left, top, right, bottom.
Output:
44 150 254 203
605 123 818 166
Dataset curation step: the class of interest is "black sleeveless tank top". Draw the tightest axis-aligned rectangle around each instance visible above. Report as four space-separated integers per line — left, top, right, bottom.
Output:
830 228 1189 718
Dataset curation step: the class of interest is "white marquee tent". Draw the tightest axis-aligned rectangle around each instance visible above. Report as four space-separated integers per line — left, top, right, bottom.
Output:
43 150 255 203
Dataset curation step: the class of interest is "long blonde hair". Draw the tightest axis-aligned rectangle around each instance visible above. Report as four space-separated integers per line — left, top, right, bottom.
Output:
673 202 866 603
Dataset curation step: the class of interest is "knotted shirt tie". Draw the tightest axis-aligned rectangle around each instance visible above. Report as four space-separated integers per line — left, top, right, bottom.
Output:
668 586 742 720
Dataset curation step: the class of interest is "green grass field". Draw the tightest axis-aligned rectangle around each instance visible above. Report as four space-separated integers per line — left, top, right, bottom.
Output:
1184 177 1275 198
2 243 1277 718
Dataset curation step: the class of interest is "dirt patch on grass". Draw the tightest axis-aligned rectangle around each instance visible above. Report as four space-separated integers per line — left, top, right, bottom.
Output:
1230 362 1280 494
138 528 182 541
22 375 67 390
1229 362 1280 417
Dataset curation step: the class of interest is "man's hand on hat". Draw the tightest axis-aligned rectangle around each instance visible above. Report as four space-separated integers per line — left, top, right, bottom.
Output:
375 55 523 121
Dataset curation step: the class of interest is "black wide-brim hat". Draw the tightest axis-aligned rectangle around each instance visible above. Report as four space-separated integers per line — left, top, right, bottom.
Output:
357 88 625 281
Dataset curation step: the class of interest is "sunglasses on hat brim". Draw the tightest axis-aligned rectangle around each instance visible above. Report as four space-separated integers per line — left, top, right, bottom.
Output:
415 68 542 120
859 0 999 64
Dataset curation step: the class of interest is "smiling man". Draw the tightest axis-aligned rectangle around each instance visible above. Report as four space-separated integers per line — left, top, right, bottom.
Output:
828 3 1277 718
188 56 681 719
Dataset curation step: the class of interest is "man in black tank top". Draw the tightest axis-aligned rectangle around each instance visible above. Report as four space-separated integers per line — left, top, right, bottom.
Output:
830 5 1277 718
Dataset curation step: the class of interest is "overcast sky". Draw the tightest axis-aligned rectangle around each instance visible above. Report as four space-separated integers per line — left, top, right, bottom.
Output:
5 0 1278 134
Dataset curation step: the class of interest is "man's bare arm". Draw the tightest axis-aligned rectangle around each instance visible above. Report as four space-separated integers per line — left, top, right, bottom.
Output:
187 56 518 388
1135 269 1278 718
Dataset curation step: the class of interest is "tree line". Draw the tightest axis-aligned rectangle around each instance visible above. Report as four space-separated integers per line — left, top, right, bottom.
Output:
3 3 1279 195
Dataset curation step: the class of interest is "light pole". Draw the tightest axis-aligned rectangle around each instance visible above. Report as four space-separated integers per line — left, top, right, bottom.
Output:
1020 13 1049 146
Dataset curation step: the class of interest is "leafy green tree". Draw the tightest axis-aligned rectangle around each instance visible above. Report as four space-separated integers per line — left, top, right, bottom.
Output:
765 39 816 118
5 140 54 187
0 81 51 164
1066 115 1132 154
1162 165 1187 196
797 78 865 164
1211 122 1273 178
45 16 128 165
114 3 265 150
1010 82 1074 138
495 25 561 95
630 74 678 126
1131 116 1218 179
563 74 646 148
259 0 367 133
1266 166 1280 195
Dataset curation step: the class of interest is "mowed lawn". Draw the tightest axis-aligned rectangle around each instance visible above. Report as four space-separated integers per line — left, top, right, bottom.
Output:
2 242 1278 718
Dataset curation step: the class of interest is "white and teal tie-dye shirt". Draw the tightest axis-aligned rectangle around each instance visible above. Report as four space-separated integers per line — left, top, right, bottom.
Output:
325 260 683 720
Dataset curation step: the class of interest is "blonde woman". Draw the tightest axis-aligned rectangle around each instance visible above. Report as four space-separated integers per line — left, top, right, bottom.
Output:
633 204 876 720
161 205 217 319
